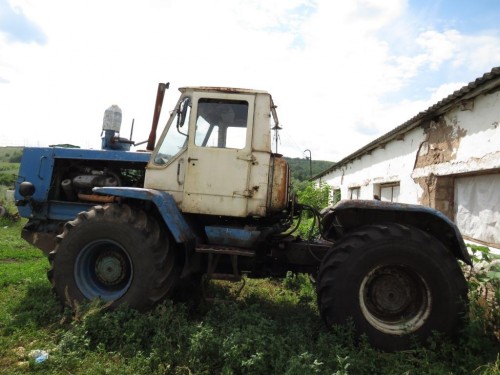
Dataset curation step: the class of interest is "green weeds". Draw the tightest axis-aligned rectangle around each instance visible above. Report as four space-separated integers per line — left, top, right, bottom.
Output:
1 219 499 374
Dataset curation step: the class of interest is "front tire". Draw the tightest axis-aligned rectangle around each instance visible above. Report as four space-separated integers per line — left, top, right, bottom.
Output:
48 204 180 310
317 223 468 351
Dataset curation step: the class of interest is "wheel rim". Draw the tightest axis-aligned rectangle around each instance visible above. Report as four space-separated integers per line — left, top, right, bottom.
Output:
75 239 133 301
359 265 431 335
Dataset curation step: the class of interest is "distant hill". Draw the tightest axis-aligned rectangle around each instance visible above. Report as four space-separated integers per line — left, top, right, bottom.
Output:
284 157 334 182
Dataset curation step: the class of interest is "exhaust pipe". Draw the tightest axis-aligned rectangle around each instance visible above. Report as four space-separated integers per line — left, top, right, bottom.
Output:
146 82 170 151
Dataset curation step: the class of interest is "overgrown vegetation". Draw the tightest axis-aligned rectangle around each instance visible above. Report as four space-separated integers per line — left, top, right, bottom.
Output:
285 157 334 239
1 213 499 374
467 244 500 342
295 181 331 239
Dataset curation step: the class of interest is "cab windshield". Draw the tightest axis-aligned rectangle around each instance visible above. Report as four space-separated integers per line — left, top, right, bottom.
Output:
154 97 191 165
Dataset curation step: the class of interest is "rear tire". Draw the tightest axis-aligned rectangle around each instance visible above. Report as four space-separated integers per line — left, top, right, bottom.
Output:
317 223 468 351
48 204 181 310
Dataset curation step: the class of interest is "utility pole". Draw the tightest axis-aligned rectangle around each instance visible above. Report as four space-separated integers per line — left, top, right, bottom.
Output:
304 149 312 179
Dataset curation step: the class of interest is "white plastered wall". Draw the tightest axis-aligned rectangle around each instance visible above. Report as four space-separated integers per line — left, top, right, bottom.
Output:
317 88 500 246
321 126 426 204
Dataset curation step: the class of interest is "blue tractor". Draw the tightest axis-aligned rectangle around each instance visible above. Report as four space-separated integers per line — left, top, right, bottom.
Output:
15 83 471 351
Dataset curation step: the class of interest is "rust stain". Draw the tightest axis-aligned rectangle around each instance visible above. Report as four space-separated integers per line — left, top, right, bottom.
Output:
268 155 289 213
78 193 117 203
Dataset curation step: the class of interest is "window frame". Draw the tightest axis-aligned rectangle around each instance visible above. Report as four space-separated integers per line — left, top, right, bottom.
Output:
189 92 255 152
379 182 400 202
349 186 360 200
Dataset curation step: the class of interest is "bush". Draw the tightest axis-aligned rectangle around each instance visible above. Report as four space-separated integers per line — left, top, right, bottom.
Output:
296 181 331 211
467 244 500 341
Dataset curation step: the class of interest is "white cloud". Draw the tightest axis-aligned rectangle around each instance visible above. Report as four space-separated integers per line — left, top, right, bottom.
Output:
416 29 460 69
415 29 500 73
0 0 499 162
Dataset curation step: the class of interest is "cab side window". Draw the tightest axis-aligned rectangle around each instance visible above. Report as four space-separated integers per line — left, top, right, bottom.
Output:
195 99 248 149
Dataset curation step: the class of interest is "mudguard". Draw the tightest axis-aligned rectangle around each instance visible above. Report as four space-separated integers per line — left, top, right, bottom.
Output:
93 186 195 244
321 200 472 265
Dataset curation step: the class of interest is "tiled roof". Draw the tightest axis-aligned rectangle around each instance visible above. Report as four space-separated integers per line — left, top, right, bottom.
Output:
315 66 500 179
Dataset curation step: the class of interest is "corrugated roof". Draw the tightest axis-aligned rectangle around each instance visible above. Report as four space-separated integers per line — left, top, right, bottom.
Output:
314 66 500 179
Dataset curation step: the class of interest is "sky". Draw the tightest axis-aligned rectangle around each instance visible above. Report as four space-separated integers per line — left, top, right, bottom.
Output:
1 0 500 162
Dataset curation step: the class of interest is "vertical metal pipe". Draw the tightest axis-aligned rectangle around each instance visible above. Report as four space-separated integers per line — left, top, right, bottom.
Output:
146 82 169 151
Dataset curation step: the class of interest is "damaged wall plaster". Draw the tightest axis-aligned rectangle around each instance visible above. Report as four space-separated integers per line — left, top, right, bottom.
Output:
415 116 467 168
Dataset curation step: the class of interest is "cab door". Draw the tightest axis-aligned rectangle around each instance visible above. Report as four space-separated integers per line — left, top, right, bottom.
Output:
182 92 255 217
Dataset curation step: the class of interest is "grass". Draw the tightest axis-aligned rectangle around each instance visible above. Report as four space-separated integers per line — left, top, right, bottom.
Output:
1 215 499 374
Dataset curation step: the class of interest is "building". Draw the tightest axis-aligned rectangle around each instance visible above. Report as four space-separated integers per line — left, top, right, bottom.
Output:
314 67 500 248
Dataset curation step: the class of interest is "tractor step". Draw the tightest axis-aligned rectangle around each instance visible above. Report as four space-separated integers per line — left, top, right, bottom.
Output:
196 244 254 282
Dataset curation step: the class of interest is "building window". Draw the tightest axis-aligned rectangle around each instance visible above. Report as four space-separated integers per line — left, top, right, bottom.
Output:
380 183 400 202
455 173 500 247
349 187 360 200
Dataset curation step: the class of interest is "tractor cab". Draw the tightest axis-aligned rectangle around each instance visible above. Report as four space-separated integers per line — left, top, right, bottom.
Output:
144 87 290 218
